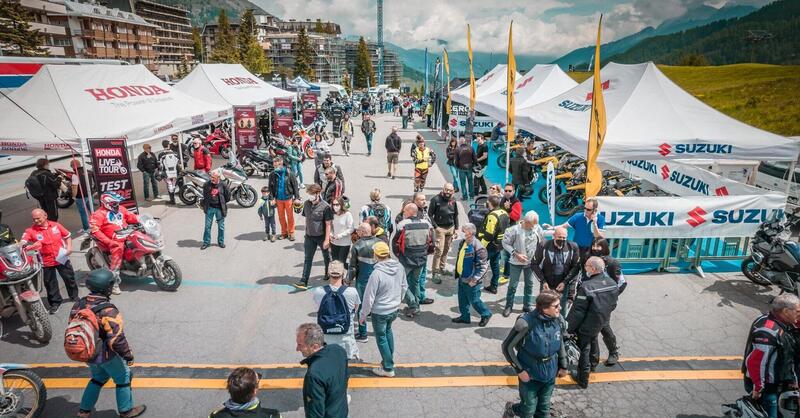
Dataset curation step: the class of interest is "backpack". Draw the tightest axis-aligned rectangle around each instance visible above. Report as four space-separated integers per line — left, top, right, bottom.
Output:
368 203 389 230
317 285 350 335
64 301 113 362
25 174 45 199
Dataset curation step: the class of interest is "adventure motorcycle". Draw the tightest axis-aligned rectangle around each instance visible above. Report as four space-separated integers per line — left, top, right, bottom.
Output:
237 148 274 177
177 170 209 206
0 363 47 417
85 214 181 291
215 161 258 208
742 214 800 294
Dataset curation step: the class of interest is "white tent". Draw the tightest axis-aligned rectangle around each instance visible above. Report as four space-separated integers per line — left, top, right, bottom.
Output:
516 62 800 162
451 64 522 106
0 64 231 155
474 64 577 123
175 64 294 112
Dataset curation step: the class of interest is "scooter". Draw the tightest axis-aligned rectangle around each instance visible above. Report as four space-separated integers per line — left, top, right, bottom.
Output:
0 219 50 344
85 214 182 291
0 363 47 417
742 213 800 294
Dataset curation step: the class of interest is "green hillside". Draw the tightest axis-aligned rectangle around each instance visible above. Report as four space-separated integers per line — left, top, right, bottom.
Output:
567 64 800 136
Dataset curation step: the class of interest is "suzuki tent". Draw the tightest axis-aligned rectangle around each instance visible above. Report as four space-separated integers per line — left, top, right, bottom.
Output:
515 62 799 162
451 64 522 106
175 64 294 112
474 64 577 123
0 64 231 155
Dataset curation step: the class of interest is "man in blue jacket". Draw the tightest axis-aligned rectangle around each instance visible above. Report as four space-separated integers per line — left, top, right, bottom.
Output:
451 223 492 327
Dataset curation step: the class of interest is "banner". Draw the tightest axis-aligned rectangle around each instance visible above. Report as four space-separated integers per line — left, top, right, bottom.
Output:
443 49 451 115
597 193 786 238
301 93 317 126
586 15 607 198
618 159 763 197
506 22 516 145
273 98 293 137
547 161 556 224
234 106 258 150
88 138 137 212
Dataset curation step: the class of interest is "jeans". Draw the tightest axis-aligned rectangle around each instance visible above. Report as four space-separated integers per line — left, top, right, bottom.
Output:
301 235 331 284
402 116 408 129
75 196 90 230
457 169 474 200
744 381 779 418
488 247 502 287
42 261 79 306
419 265 428 301
142 171 158 199
203 207 225 245
263 215 276 235
371 311 398 371
404 265 423 310
506 264 534 310
292 162 304 184
432 226 454 272
355 275 369 337
80 355 133 414
275 199 295 236
364 133 373 154
513 379 556 418
457 280 491 321
447 165 461 190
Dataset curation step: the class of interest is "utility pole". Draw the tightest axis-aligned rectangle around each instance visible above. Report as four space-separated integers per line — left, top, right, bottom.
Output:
377 0 384 85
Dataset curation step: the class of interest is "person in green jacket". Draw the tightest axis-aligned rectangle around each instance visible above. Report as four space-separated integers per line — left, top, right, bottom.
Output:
296 323 349 418
285 137 305 188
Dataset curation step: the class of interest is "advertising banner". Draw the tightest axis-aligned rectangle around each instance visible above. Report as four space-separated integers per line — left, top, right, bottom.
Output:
274 98 294 137
234 106 258 150
301 93 317 126
88 138 138 212
617 159 762 197
597 193 786 239
547 161 555 225
448 104 495 133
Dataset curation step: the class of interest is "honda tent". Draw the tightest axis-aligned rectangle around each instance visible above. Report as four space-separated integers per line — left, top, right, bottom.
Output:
175 64 294 112
0 64 231 155
515 62 799 162
451 64 522 106
474 64 577 123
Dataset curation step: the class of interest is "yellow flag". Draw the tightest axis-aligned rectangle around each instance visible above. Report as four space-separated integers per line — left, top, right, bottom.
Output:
585 15 607 198
467 24 476 112
443 49 451 114
506 21 515 144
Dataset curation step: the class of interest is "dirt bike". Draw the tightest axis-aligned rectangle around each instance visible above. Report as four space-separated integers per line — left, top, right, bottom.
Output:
0 240 50 345
0 363 47 417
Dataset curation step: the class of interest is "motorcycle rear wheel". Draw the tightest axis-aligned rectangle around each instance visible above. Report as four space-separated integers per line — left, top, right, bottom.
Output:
324 132 335 147
179 186 198 206
741 256 772 286
154 259 182 291
220 146 231 160
26 300 52 343
235 184 258 208
1 369 47 418
56 190 74 209
304 145 315 160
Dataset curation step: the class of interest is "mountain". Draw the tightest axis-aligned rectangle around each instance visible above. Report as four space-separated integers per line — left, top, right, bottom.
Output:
151 0 268 27
606 0 800 66
551 3 757 69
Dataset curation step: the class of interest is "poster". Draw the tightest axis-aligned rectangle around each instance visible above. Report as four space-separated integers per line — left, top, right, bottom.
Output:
274 98 294 137
88 138 138 212
234 106 258 150
301 93 317 126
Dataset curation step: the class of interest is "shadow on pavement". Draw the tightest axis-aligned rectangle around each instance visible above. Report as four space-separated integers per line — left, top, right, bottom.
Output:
176 239 203 248
474 326 509 341
0 316 50 349
44 395 118 418
400 309 466 331
259 390 303 415
118 275 164 293
234 231 265 241
702 277 775 310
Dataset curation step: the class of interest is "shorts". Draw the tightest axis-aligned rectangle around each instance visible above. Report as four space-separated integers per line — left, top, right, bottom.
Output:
387 152 399 163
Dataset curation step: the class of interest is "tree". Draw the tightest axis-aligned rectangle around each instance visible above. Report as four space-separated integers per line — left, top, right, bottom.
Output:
0 2 48 56
354 37 375 88
293 27 315 80
209 9 239 64
314 19 325 33
390 78 400 89
237 9 271 74
342 71 352 95
176 55 190 78
678 53 710 66
191 27 203 62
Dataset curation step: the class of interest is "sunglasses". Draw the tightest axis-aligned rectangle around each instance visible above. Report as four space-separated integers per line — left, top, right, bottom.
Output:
504 189 514 193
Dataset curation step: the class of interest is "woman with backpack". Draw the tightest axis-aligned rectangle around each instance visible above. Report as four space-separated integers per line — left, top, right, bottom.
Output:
359 188 393 235
330 197 354 268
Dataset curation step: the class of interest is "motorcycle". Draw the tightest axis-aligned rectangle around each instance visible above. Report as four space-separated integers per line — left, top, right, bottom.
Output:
205 128 232 159
177 170 209 206
0 363 47 417
308 116 335 147
177 162 258 208
238 148 274 177
292 124 316 160
0 221 50 344
742 214 800 293
85 214 182 291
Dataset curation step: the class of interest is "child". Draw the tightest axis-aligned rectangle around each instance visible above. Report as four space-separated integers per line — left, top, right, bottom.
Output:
257 186 277 242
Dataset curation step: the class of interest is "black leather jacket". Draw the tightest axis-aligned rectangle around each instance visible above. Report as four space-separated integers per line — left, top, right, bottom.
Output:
566 272 619 337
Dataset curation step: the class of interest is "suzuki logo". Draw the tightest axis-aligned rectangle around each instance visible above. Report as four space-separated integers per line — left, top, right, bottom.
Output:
659 143 672 156
449 118 457 127
687 206 707 227
715 186 729 196
660 164 670 180
516 76 534 90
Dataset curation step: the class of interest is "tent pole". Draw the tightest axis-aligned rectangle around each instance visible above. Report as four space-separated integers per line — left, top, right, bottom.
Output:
81 139 95 213
786 154 798 195
177 132 185 168
505 138 510 184
229 116 237 162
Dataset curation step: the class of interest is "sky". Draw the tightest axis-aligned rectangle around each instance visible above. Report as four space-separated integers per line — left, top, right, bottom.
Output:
252 0 773 56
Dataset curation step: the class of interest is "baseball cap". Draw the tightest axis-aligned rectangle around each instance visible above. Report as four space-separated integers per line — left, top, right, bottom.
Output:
329 260 345 277
373 242 390 257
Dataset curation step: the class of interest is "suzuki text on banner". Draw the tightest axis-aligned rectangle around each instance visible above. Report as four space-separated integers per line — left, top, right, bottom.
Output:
88 138 138 213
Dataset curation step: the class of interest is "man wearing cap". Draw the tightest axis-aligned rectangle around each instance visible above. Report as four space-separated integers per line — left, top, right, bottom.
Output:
360 241 407 378
312 260 361 360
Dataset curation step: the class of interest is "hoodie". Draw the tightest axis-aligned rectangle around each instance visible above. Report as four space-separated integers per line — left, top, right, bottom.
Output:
385 132 402 152
360 259 408 319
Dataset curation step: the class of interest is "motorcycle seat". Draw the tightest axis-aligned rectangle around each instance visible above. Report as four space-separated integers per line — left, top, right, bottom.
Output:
192 170 211 181
785 241 800 263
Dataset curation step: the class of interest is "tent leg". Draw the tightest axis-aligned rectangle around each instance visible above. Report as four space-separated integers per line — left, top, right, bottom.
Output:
81 140 95 213
693 264 706 279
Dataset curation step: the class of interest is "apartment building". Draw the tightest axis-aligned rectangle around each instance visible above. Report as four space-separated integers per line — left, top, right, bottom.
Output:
133 0 194 77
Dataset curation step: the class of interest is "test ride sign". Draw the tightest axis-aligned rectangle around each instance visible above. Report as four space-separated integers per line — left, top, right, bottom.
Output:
234 106 258 149
88 138 138 212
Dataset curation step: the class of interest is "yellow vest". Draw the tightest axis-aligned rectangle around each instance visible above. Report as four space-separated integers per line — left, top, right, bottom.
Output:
415 147 430 170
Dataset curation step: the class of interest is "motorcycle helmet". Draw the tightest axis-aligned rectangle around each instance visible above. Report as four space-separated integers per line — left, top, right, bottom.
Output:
293 200 303 214
780 391 800 418
100 192 124 212
86 268 115 295
721 396 768 418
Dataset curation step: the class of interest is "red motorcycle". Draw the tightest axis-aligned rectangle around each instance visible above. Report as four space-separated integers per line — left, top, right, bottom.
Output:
205 128 232 160
292 124 315 159
85 214 182 291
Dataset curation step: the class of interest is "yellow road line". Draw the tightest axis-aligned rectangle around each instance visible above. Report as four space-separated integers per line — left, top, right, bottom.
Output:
42 370 743 390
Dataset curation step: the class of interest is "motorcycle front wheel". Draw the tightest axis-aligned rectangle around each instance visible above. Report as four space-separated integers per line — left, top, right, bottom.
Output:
220 146 231 160
304 144 315 160
26 300 52 343
56 189 74 209
154 259 182 291
324 132 335 147
178 186 198 206
555 193 579 217
741 256 772 286
1 369 47 418
235 184 258 207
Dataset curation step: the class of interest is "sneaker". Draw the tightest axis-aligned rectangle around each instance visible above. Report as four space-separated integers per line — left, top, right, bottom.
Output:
48 304 60 315
451 317 470 324
483 285 497 294
502 402 516 418
605 352 619 366
119 405 147 418
419 298 434 305
387 172 392 177
263 235 269 241
201 244 210 250
522 306 533 313
430 273 442 285
218 243 226 248
276 235 286 240
270 235 276 243
288 234 296 241
355 334 369 343
372 367 395 378
498 276 510 285
111 283 122 295
403 307 419 318
77 410 91 418
300 184 306 189
478 315 492 327
293 282 309 290
502 307 512 317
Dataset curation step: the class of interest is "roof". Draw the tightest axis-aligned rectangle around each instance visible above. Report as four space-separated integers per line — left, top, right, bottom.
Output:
63 0 157 28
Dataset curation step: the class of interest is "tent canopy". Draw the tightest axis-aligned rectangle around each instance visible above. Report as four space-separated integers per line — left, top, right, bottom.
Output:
516 62 799 162
175 64 294 112
451 64 522 106
475 64 577 123
0 64 231 155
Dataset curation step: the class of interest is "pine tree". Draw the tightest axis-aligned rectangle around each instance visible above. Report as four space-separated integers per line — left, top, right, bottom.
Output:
209 9 239 64
237 9 271 74
354 37 375 88
294 27 315 80
192 27 203 62
314 19 325 33
0 2 48 56
176 55 190 78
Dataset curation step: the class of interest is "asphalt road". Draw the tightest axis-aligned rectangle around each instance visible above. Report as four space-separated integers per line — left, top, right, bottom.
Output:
0 114 776 417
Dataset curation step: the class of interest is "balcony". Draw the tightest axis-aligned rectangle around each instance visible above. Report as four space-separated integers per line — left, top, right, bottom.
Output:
43 46 66 56
21 0 66 13
84 47 115 58
82 29 114 41
30 21 66 36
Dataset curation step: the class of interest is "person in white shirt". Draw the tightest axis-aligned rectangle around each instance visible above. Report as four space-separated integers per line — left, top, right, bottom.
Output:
330 197 354 268
312 261 361 360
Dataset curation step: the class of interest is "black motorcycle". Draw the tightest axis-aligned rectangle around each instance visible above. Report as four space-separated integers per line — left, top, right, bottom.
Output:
238 148 274 177
742 213 800 294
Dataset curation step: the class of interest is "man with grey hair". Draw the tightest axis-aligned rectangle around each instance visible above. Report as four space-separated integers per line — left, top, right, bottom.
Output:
297 322 349 417
742 293 800 415
566 256 619 389
385 125 402 177
451 223 492 326
392 202 434 318
501 211 544 317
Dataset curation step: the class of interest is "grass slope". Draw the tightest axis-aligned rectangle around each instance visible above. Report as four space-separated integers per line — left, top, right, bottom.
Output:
567 64 800 136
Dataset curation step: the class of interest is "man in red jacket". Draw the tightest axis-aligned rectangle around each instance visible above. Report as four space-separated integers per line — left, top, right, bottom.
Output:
192 138 212 173
90 193 139 294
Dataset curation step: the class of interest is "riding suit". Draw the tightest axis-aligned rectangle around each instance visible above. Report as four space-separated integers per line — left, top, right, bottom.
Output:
90 205 139 273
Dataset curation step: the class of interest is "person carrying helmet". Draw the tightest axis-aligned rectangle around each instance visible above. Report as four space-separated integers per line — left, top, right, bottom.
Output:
72 268 146 418
90 193 139 295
